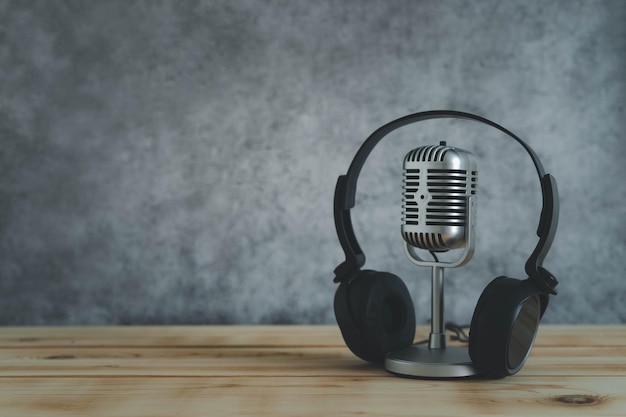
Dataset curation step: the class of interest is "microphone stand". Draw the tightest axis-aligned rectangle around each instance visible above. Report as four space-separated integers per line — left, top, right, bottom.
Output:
430 265 446 350
385 197 480 378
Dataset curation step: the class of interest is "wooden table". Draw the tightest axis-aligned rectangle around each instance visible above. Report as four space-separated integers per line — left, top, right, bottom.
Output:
0 325 624 416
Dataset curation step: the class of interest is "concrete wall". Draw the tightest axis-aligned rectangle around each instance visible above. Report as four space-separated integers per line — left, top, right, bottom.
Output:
1 0 624 325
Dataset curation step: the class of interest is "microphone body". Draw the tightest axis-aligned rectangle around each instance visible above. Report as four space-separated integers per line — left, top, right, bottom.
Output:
402 142 478 252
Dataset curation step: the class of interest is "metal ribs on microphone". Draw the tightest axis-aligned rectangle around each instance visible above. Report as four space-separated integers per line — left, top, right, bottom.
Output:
402 143 477 252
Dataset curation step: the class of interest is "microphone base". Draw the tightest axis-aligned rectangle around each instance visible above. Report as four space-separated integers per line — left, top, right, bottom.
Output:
385 345 480 379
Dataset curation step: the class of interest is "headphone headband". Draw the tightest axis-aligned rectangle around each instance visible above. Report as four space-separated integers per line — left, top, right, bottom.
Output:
333 110 559 294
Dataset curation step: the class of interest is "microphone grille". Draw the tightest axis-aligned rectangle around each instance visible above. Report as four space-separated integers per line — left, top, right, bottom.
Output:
404 144 451 163
402 231 446 249
402 144 478 251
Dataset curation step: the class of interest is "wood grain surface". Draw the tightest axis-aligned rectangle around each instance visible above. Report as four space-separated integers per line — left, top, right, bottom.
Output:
0 325 624 416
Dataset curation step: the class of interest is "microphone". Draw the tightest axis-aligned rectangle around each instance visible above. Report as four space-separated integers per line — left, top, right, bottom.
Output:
401 141 478 252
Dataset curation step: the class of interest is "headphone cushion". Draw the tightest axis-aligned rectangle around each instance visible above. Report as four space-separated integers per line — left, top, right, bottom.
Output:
469 277 544 377
335 270 415 363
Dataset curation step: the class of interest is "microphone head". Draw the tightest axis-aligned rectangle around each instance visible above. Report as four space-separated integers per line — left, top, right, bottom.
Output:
402 142 477 251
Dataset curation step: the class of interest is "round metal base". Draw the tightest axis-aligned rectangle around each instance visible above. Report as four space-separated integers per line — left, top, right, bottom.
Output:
385 346 480 379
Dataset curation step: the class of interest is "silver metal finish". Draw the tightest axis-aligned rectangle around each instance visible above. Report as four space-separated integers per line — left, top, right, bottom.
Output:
429 266 446 349
402 144 478 252
385 346 480 378
388 142 481 379
385 252 482 378
403 195 476 268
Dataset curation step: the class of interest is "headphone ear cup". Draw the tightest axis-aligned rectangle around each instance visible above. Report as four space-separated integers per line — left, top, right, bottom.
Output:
334 270 415 363
469 277 544 377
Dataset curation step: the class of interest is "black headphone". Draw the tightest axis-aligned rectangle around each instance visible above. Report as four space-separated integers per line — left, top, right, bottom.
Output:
333 110 559 377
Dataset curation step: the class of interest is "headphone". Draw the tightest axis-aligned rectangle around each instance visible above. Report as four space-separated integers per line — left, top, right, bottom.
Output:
332 110 559 377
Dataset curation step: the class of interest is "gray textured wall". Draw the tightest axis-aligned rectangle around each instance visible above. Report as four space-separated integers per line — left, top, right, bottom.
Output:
1 0 625 325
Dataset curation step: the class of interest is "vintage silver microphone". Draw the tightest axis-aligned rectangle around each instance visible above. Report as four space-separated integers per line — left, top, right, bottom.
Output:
402 142 477 252
401 141 478 255
385 141 479 378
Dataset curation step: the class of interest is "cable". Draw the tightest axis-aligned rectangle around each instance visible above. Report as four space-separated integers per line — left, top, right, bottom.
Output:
413 321 470 346
445 322 470 343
